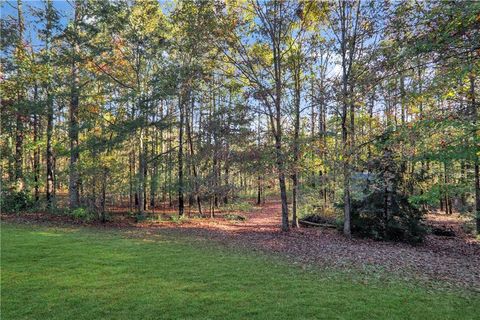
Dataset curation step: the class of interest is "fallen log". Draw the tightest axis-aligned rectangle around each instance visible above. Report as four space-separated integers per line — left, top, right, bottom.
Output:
299 220 336 228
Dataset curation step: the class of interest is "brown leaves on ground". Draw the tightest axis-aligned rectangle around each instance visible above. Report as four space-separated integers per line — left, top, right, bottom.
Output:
140 201 480 291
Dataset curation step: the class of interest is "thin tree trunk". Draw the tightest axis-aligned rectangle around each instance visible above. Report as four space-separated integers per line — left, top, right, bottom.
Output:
291 60 301 228
178 94 185 216
33 85 40 202
186 95 203 215
150 114 158 209
46 96 54 208
137 127 145 214
129 150 133 212
469 74 479 233
272 1 289 231
14 0 25 192
101 168 107 222
45 0 54 209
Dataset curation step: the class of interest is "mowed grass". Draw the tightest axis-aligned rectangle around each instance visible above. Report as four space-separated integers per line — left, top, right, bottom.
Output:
1 223 478 320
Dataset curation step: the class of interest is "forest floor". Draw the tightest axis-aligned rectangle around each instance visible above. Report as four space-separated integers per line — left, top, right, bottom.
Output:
3 200 479 291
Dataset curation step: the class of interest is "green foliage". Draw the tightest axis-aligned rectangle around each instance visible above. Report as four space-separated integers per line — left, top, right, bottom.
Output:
350 148 428 244
351 192 427 244
298 193 335 219
0 190 34 213
460 211 478 236
223 201 253 213
69 207 95 222
170 214 187 224
408 186 441 208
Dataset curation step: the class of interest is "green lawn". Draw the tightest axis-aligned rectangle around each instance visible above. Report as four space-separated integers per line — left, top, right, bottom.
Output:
1 223 478 319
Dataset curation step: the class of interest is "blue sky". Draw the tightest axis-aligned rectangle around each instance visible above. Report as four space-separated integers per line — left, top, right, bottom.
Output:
1 0 72 48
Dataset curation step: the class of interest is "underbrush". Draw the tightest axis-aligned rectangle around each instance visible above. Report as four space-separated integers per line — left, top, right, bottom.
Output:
222 201 254 213
350 192 427 244
460 212 478 236
0 190 35 213
69 207 96 222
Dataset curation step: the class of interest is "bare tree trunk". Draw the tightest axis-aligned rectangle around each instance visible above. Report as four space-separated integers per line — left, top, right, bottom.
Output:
143 129 148 212
101 169 107 222
291 60 301 228
46 95 54 208
129 149 133 212
257 175 262 205
45 0 54 209
14 0 25 192
33 85 40 202
272 1 289 231
469 74 479 233
137 127 146 214
68 1 81 209
341 55 351 237
256 114 262 205
275 131 289 231
178 94 185 216
186 95 203 215
150 113 158 210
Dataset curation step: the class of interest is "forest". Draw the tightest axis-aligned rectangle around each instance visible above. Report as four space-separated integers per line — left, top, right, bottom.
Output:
1 0 479 318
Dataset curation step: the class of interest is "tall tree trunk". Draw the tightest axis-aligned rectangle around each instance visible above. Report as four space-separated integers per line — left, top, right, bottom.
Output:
223 144 230 205
46 95 54 208
33 85 40 202
291 60 301 228
272 2 289 231
469 74 479 233
338 0 357 237
274 125 289 231
100 168 107 222
143 129 148 212
257 175 262 205
68 1 81 209
137 127 145 214
341 71 351 236
178 94 185 216
186 95 203 215
256 113 262 205
45 0 54 209
150 114 158 210
129 149 133 212
14 0 25 192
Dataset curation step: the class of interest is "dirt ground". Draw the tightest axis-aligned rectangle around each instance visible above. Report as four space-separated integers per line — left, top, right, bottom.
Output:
3 200 479 291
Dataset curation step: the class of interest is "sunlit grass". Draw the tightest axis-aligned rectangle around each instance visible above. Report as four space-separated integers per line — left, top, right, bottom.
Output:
1 223 478 320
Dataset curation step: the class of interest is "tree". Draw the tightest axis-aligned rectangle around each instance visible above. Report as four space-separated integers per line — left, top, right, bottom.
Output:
218 0 309 231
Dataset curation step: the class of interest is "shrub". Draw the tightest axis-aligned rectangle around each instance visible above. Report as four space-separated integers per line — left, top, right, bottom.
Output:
460 212 477 235
69 207 95 222
0 190 34 213
351 191 427 244
170 215 186 224
223 201 253 213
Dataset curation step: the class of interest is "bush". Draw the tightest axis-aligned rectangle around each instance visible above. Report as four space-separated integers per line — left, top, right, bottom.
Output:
134 213 147 222
351 191 427 244
170 215 186 224
0 190 34 213
460 211 477 235
223 201 253 213
69 207 95 222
